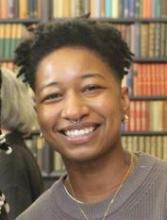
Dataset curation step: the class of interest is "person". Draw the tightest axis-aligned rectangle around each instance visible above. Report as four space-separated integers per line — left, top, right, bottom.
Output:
0 190 9 220
0 67 10 220
14 18 167 220
0 135 11 220
0 67 44 220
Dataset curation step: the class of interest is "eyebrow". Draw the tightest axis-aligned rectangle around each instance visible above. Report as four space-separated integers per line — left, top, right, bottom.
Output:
81 73 105 80
39 73 105 91
39 81 59 92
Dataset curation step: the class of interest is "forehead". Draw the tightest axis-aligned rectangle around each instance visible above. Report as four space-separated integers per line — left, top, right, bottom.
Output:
35 47 118 87
37 47 108 68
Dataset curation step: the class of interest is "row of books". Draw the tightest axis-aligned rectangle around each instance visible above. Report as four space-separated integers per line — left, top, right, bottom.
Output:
112 23 167 58
90 0 167 18
131 64 167 96
0 0 43 19
122 135 167 161
0 0 167 20
1 22 167 60
0 24 25 59
136 23 167 58
124 100 167 132
26 134 167 174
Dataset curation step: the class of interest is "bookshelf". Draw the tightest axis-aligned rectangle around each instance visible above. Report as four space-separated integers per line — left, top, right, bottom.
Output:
130 96 167 101
0 18 40 24
1 0 167 187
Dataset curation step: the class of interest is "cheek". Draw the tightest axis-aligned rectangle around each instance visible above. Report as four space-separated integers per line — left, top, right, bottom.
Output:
91 95 122 118
36 105 59 129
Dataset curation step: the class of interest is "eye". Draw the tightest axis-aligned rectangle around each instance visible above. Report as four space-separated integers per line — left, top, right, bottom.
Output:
42 93 63 103
82 84 104 94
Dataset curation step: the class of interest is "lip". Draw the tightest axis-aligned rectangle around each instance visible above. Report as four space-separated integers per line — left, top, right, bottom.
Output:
58 122 101 145
59 122 99 132
64 125 100 145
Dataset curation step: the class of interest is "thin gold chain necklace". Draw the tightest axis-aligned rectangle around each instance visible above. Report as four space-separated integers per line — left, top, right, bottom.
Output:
65 153 134 220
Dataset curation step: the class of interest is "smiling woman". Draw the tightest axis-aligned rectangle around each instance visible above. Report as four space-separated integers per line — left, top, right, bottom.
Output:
15 19 167 220
35 47 127 163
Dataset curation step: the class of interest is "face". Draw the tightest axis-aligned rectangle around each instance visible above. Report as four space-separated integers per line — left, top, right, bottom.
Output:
35 47 129 162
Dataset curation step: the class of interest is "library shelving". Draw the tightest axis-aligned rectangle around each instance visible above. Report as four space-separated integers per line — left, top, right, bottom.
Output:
0 18 40 24
1 0 167 187
130 96 167 101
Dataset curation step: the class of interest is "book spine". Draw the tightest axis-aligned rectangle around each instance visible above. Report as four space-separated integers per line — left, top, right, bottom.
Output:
42 142 54 174
163 136 167 160
19 0 27 18
154 23 161 57
4 24 11 59
148 23 155 58
160 23 166 57
112 0 119 18
63 0 71 17
105 0 112 17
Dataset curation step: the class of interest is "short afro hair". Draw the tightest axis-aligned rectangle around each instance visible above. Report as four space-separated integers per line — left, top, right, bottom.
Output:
15 18 133 90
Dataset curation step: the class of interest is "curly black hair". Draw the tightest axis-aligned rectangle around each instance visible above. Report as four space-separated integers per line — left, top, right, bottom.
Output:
14 18 133 90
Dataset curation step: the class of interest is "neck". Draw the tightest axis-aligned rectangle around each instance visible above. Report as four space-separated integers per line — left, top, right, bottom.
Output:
64 150 133 204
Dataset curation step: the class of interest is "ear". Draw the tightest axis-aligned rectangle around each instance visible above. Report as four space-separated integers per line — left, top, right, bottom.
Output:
120 86 130 119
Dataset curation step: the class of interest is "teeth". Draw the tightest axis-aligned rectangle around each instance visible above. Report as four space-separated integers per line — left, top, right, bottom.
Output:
65 127 94 137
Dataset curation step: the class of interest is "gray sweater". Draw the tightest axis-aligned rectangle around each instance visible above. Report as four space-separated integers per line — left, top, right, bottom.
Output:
16 153 167 220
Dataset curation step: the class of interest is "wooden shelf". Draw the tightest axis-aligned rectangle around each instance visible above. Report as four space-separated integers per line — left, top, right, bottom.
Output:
134 57 167 63
122 131 167 136
1 16 167 25
0 59 14 62
90 17 167 23
130 96 167 101
0 18 40 24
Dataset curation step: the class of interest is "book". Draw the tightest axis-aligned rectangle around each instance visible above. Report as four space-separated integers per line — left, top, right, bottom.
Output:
140 23 149 57
53 152 64 172
154 23 161 57
28 0 38 18
163 136 167 160
4 24 11 59
42 142 54 174
148 23 155 57
52 0 64 18
19 0 28 18
63 0 71 17
105 0 112 17
149 101 164 131
160 23 166 57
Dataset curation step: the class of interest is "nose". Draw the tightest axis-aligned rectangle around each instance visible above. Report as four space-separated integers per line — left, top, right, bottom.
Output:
61 92 89 122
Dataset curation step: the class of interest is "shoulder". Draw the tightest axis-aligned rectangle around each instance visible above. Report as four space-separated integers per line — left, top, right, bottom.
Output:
15 190 51 220
138 152 167 175
137 152 167 190
138 153 167 208
140 153 167 172
15 177 64 220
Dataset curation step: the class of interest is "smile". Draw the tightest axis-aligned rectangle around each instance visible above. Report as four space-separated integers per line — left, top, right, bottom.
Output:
65 127 95 138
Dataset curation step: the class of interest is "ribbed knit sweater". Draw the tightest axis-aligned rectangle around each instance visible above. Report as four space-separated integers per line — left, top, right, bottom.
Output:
16 153 167 220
